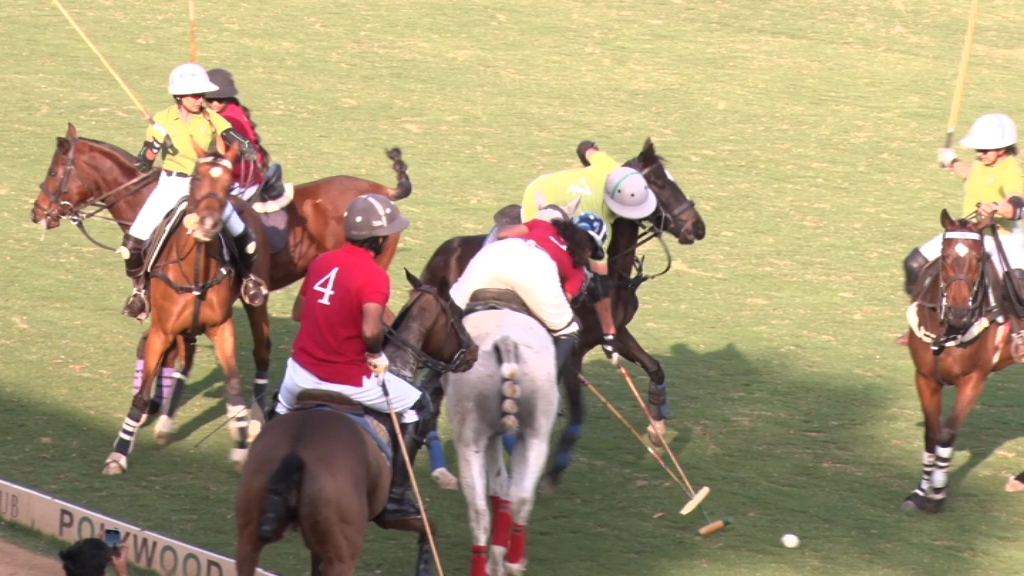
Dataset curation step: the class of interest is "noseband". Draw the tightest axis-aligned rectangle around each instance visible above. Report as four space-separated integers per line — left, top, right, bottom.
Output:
384 285 475 377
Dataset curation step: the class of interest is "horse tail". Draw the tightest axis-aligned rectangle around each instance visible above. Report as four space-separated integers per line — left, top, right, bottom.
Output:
385 147 412 201
494 335 521 434
258 452 304 543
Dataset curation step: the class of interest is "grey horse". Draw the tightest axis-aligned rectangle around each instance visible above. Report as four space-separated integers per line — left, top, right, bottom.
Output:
445 306 559 575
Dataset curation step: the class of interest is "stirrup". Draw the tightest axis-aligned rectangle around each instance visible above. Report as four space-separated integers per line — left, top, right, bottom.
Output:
241 275 268 307
1012 332 1024 363
122 289 150 321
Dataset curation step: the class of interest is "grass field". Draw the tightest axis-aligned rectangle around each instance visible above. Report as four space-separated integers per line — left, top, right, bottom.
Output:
4 0 1024 574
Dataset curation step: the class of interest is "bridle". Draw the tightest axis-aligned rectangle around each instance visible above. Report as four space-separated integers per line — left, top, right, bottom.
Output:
191 157 234 218
937 230 988 330
384 284 476 379
35 135 158 251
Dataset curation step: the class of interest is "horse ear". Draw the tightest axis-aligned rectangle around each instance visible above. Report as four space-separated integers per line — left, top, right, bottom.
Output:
190 138 208 158
66 123 78 139
940 209 955 229
566 196 582 217
56 137 71 155
405 268 422 289
638 138 658 169
534 190 548 213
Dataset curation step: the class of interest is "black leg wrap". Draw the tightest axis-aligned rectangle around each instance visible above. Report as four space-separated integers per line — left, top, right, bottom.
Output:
648 381 668 420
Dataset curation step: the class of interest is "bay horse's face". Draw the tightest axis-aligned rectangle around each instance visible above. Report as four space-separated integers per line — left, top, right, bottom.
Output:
31 127 91 229
390 270 478 375
939 209 986 329
187 145 239 242
629 138 706 244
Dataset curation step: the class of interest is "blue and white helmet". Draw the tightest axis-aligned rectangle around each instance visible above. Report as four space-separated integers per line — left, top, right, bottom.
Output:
573 212 608 260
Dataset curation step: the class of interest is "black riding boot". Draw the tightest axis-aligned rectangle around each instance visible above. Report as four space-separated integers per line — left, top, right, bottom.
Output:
554 332 580 381
904 247 929 296
120 234 150 320
231 226 268 307
378 420 424 521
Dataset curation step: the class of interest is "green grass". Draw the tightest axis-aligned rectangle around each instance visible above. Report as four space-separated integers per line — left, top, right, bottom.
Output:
4 0 1024 574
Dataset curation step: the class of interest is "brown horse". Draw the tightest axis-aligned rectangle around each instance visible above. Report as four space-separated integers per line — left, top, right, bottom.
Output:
901 209 1024 513
418 138 706 488
103 145 270 474
31 123 411 438
235 272 477 576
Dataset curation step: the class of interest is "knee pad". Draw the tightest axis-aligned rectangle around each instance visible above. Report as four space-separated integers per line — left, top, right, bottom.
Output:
904 248 929 295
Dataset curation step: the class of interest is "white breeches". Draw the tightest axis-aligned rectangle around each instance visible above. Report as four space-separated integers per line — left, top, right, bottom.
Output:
919 229 1024 275
231 183 260 202
449 238 577 335
274 358 423 424
128 172 246 241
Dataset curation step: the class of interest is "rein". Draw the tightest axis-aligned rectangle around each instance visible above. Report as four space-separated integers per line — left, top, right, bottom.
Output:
383 286 474 377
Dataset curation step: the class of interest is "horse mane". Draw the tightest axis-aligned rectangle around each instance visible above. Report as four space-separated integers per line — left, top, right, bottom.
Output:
78 137 137 164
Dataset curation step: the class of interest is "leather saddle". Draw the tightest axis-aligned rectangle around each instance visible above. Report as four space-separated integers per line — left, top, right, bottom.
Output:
292 390 392 463
465 288 539 324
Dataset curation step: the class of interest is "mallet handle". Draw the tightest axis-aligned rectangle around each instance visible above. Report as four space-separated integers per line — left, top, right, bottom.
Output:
945 0 981 146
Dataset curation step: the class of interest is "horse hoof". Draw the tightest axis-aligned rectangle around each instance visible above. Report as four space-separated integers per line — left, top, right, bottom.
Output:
247 420 263 444
102 453 127 475
153 415 177 445
647 420 668 447
504 560 528 575
431 467 459 490
540 476 558 496
230 447 249 470
1005 476 1024 493
902 493 944 514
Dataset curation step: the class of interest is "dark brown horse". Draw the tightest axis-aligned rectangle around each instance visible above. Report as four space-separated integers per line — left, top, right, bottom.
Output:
419 138 706 488
901 209 1024 513
31 123 411 440
102 145 270 474
235 272 477 576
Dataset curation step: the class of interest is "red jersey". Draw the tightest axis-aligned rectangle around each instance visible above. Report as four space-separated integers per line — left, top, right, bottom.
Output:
523 220 586 298
291 243 390 385
218 101 265 186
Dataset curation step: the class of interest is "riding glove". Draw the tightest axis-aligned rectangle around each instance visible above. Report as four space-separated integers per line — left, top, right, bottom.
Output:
366 352 390 376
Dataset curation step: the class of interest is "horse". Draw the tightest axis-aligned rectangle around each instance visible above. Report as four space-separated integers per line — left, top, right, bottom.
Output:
102 145 270 474
234 271 478 576
419 138 706 488
901 208 1024 513
31 123 411 440
446 293 560 575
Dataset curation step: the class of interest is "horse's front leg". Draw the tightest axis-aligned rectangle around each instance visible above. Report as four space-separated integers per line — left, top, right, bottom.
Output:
925 371 986 505
614 326 668 445
103 328 174 475
903 371 943 513
154 335 196 445
208 319 250 469
543 358 584 491
242 301 272 443
418 369 459 490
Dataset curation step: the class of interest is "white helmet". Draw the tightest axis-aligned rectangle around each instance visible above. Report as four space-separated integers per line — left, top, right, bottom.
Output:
604 167 657 220
960 113 1017 150
168 63 219 96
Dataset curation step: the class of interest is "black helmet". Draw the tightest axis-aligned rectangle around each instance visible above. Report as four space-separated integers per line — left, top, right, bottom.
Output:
205 69 238 99
344 194 409 240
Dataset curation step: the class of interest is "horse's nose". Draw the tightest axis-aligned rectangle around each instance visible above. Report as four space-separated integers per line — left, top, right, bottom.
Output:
200 215 223 237
693 219 706 241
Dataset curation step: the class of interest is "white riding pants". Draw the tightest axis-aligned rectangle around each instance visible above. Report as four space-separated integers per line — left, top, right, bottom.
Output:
449 238 577 335
919 228 1024 276
128 172 247 241
274 357 423 424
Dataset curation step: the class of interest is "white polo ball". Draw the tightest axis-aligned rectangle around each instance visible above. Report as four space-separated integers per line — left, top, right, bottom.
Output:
781 534 800 548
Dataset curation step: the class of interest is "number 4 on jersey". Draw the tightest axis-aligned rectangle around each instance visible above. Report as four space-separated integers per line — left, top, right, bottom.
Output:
313 267 339 304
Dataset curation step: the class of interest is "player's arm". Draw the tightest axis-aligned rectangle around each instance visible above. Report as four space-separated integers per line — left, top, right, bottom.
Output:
363 303 385 355
291 293 305 322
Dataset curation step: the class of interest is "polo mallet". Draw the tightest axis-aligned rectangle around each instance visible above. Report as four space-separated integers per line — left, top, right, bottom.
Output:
943 0 981 151
379 374 445 576
51 0 176 152
188 0 198 62
618 366 709 514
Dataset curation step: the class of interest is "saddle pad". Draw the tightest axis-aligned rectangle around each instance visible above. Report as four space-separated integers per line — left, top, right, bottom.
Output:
259 209 289 254
252 182 295 214
145 200 190 273
297 404 393 465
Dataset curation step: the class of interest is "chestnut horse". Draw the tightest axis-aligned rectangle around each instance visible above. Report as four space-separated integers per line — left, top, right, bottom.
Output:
103 146 269 474
31 123 411 439
902 209 1024 513
235 272 478 576
419 138 706 488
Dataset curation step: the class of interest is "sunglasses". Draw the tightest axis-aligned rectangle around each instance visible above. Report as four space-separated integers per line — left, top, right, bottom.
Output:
976 149 998 154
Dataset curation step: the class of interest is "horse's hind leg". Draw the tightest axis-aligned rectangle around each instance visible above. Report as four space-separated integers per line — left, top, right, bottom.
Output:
615 327 669 445
455 432 492 576
486 436 511 575
418 369 458 490
903 372 943 512
208 320 250 469
242 302 272 443
103 329 175 475
505 432 553 574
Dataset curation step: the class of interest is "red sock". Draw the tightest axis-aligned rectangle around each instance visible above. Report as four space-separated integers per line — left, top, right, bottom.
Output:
506 523 527 565
490 497 512 548
471 544 488 576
